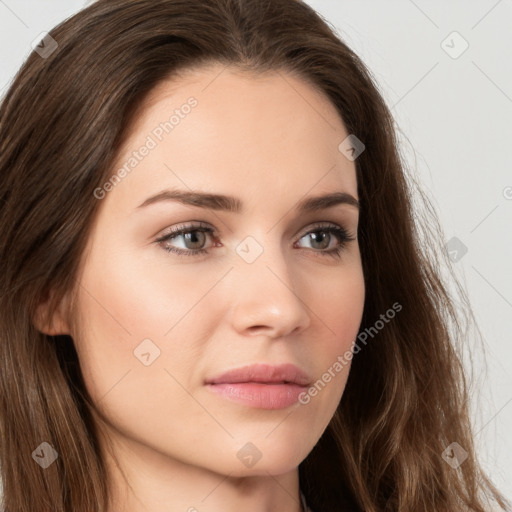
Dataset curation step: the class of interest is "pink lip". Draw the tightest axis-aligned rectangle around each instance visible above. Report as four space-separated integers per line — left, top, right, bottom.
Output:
205 363 311 410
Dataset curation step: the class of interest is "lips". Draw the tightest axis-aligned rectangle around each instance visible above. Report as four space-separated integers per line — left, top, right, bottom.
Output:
205 363 312 409
205 363 311 386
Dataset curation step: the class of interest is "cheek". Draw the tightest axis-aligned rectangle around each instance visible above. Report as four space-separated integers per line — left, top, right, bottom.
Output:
315 260 365 356
300 262 365 413
71 256 213 447
70 242 203 404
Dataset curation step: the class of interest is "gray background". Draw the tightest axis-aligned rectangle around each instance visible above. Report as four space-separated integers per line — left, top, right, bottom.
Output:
0 0 511 502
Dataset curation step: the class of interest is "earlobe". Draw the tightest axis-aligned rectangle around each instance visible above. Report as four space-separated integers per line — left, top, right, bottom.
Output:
33 291 72 336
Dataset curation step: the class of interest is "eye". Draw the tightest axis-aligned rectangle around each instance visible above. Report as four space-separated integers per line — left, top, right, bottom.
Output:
156 222 216 256
155 221 355 259
294 222 355 259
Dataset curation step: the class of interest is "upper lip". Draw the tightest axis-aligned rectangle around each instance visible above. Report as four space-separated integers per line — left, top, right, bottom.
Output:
205 363 311 386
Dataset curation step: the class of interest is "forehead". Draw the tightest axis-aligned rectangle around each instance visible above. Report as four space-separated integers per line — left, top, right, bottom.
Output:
106 63 358 212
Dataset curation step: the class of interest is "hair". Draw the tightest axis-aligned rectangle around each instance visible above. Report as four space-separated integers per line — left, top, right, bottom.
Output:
0 0 509 511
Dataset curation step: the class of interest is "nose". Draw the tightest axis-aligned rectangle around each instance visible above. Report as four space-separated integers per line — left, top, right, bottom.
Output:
228 239 312 339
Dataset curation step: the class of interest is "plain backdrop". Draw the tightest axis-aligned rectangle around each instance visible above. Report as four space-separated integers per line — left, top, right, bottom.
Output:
0 0 511 502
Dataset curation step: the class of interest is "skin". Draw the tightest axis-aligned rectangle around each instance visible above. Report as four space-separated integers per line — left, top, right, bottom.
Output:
38 63 365 512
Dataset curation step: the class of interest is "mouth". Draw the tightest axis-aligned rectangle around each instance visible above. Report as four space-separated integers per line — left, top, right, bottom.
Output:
204 363 311 410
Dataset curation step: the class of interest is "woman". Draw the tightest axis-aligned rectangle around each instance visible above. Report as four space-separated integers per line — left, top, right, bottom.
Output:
0 0 509 511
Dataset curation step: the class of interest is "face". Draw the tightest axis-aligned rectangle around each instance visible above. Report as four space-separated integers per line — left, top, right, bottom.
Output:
67 63 365 477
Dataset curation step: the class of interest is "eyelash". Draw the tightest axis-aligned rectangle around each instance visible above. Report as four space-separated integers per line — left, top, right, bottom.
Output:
155 221 355 260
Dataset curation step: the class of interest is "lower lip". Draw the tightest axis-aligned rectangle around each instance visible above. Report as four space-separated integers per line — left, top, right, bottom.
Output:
206 382 308 409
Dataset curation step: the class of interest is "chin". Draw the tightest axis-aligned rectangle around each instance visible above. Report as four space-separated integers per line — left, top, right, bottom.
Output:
208 434 315 477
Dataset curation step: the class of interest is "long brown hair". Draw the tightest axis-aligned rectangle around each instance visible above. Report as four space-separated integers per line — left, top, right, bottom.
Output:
0 0 509 510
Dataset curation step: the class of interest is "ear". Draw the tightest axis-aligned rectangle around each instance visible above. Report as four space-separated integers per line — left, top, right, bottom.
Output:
33 290 72 336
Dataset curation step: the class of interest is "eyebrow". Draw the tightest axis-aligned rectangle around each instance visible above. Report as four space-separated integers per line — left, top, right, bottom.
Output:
136 189 359 213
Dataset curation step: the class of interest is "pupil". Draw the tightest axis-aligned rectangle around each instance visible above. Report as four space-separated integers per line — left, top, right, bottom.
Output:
311 232 328 249
185 231 204 249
